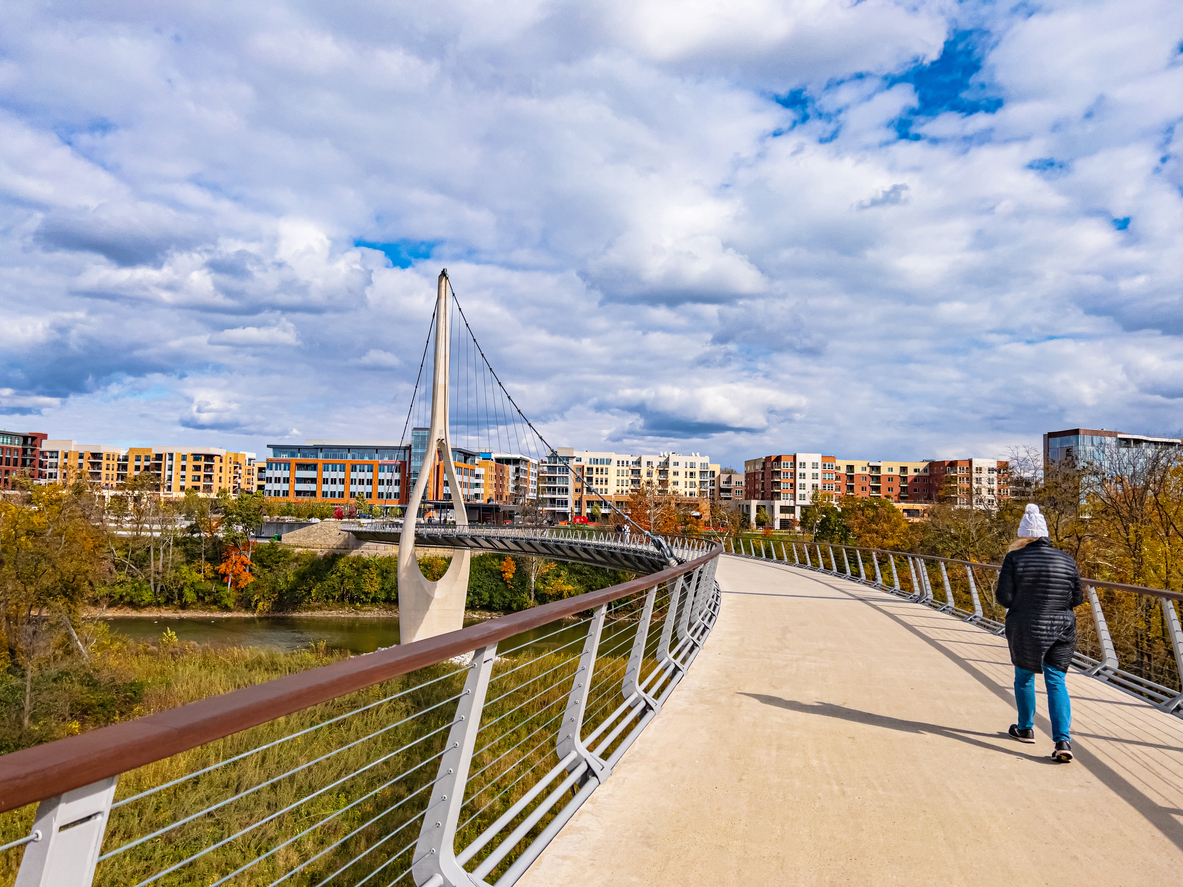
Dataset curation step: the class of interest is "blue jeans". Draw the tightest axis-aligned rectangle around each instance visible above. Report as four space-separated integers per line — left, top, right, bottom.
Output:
1014 666 1071 743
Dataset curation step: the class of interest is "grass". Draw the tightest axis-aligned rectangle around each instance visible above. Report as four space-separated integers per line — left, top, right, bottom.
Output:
0 587 679 886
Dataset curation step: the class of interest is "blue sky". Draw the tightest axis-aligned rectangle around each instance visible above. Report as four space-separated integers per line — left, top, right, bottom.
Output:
1 0 1182 468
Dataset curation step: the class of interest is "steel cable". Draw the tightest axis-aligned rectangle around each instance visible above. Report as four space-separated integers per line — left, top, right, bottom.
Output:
112 670 459 810
120 710 462 882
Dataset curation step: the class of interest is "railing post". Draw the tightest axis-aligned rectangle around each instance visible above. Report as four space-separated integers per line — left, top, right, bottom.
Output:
557 606 612 783
690 564 711 627
871 551 883 586
918 559 934 604
676 567 700 644
657 578 684 671
792 543 799 564
1084 585 1119 677
889 554 900 592
1159 598 1183 712
856 550 867 582
965 564 983 622
802 545 811 567
413 644 498 887
828 546 837 573
780 542 788 561
907 557 921 601
624 586 662 714
14 777 118 887
841 548 851 577
815 545 824 570
938 561 954 612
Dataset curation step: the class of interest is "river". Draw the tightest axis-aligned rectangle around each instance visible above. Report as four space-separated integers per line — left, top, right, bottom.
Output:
105 614 621 657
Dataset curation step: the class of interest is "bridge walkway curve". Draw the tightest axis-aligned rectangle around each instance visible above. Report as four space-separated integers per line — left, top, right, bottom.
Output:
518 555 1183 886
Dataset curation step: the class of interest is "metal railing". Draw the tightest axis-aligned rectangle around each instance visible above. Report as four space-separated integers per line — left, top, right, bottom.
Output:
350 522 711 556
0 547 722 886
725 536 1183 715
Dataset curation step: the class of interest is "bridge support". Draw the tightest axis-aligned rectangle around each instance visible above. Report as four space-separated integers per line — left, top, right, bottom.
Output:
398 270 472 644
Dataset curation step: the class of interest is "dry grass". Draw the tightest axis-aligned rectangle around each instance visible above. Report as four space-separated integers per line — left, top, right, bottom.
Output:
0 595 674 886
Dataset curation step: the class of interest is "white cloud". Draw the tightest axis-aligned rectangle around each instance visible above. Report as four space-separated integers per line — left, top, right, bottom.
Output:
210 318 300 347
0 0 1180 469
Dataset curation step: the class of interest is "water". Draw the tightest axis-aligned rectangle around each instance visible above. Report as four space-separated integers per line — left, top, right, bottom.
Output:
105 614 612 657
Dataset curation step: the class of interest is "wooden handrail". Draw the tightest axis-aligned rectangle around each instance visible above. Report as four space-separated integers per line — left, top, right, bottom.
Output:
0 547 721 814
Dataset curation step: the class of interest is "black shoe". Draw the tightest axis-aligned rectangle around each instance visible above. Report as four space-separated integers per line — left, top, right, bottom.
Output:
1052 741 1073 762
1008 724 1035 744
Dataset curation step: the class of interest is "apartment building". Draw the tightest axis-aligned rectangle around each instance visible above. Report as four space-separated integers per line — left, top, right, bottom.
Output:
1044 427 1182 470
266 441 409 505
715 469 742 503
743 453 839 528
929 458 1010 509
539 449 718 522
836 459 936 503
265 437 485 511
477 453 539 504
742 450 1011 527
0 429 47 488
39 441 258 496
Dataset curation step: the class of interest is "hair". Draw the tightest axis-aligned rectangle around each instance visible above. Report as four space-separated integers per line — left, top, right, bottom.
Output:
1007 536 1040 553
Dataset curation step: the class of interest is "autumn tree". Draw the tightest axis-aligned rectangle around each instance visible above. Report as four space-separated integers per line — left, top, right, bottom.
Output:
0 481 110 727
839 496 914 550
499 556 516 586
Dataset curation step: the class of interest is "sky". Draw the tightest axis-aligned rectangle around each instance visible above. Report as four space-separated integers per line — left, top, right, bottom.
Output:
1 0 1182 471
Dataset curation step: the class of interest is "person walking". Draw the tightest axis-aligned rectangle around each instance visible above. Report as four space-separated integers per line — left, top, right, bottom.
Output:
996 503 1083 762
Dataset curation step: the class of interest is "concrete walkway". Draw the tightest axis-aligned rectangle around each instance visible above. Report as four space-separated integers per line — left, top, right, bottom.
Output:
519 555 1183 886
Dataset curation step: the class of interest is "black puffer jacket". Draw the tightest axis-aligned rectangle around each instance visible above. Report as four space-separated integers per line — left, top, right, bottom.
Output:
996 538 1083 673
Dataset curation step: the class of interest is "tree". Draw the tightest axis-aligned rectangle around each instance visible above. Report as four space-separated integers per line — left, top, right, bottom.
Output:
754 507 770 528
839 497 913 550
624 484 654 532
219 491 265 548
800 492 850 542
218 545 255 594
499 556 516 586
589 503 602 523
0 481 110 727
181 490 220 584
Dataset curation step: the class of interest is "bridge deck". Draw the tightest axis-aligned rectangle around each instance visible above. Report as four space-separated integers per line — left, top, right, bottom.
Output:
518 556 1183 885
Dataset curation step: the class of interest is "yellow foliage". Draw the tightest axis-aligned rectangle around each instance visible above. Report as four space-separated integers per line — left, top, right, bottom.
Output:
499 556 516 586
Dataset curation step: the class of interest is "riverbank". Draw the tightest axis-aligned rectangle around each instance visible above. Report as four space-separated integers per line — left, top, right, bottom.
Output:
86 605 507 622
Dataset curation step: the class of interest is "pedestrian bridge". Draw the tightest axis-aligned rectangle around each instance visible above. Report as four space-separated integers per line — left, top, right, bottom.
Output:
3 547 1183 886
521 556 1183 885
343 523 699 573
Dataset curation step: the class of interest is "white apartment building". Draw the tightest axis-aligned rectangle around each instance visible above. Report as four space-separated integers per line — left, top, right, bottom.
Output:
540 448 719 522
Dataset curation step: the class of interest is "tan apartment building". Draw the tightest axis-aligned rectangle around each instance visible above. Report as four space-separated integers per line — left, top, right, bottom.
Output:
39 440 258 496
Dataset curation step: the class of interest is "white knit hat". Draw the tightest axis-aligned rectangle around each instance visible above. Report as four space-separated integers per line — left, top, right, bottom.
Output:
1017 503 1048 538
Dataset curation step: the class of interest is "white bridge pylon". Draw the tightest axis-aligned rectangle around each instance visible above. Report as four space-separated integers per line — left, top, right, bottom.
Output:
397 269 472 643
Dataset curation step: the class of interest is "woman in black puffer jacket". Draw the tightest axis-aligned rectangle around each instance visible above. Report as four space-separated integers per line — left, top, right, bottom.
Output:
996 503 1083 762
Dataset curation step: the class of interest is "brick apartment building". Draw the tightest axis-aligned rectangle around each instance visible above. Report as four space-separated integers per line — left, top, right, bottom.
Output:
743 451 1011 528
0 429 47 488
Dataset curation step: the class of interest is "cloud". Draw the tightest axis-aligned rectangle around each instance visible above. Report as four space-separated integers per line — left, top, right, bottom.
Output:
857 183 910 210
0 388 61 415
0 0 1181 470
210 319 300 346
605 383 806 439
350 349 402 368
34 203 207 266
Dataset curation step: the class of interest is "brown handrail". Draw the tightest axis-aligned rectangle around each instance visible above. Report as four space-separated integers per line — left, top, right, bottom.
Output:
782 542 1183 603
0 546 721 815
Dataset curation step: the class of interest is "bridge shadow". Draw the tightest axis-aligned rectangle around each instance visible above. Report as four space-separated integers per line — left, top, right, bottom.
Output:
739 694 1053 762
